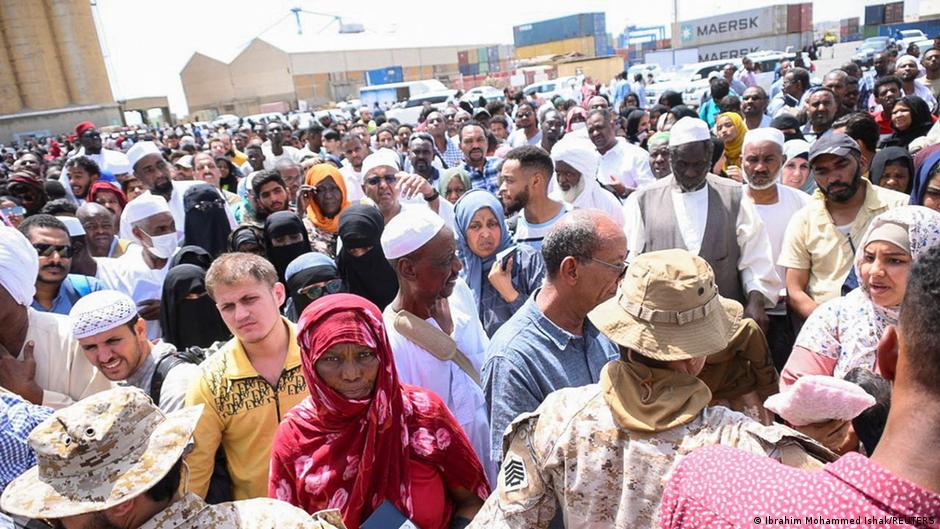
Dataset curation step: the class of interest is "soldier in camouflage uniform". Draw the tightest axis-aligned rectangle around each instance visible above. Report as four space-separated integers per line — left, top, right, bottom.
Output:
0 387 345 529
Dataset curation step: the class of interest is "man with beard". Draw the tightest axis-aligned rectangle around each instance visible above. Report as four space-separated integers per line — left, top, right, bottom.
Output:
507 102 542 148
407 132 441 187
741 87 772 129
70 121 131 178
64 156 99 203
120 141 193 241
77 202 130 258
250 171 291 221
19 215 104 315
275 158 303 207
459 122 501 193
647 131 672 179
778 132 908 320
261 121 301 171
740 129 810 368
923 46 940 100
822 70 853 117
871 75 903 136
339 132 370 201
539 109 564 153
587 108 654 197
800 88 839 142
426 110 464 168
624 117 778 332
768 67 811 118
858 53 893 112
498 146 566 250
895 54 938 111
548 137 623 224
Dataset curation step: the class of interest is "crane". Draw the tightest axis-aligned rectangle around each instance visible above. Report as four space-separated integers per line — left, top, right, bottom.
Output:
288 7 364 35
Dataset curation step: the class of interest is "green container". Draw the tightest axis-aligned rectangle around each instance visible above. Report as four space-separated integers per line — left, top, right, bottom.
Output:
863 24 880 39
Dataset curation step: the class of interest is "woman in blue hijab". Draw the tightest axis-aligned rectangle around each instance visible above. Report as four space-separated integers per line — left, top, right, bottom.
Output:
454 189 545 337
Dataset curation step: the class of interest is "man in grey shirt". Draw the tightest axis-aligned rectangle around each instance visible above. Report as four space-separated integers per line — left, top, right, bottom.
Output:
69 290 201 411
483 210 626 468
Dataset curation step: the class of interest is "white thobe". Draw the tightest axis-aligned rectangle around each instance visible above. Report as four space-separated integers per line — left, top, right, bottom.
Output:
118 181 236 240
95 249 171 340
340 162 365 202
597 138 655 191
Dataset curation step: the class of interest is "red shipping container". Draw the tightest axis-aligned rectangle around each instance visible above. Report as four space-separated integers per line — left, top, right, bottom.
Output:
800 3 813 33
458 51 469 65
787 4 801 35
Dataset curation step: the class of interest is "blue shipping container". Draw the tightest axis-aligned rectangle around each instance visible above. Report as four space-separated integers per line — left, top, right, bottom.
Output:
864 4 885 26
513 12 606 48
467 63 480 76
879 19 940 40
365 66 403 86
595 35 607 57
487 46 499 63
459 63 473 76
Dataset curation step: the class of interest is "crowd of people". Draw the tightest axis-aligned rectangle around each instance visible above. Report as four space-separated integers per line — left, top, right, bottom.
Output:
2 37 940 529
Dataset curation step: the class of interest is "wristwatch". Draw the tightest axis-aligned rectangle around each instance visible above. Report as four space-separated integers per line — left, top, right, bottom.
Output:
423 188 440 202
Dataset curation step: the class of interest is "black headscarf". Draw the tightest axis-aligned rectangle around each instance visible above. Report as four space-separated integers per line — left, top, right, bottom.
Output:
229 225 265 255
668 105 698 122
170 245 212 270
183 184 231 258
883 95 934 149
159 264 230 349
336 205 398 309
263 211 310 283
770 115 805 142
869 146 915 194
624 109 648 146
285 252 343 320
659 90 684 108
214 156 241 192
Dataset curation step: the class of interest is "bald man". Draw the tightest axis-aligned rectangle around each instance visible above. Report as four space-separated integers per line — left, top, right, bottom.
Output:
76 202 131 258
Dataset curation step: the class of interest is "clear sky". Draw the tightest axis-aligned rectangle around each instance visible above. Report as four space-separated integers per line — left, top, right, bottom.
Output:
92 0 870 116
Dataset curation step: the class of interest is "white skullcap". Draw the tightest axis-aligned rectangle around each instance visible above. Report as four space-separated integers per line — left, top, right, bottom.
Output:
550 138 600 179
669 117 711 147
180 135 195 147
56 216 86 237
743 128 785 151
123 194 171 225
361 148 400 177
783 139 811 161
126 141 162 171
0 225 39 306
380 207 446 259
69 290 138 339
896 55 922 78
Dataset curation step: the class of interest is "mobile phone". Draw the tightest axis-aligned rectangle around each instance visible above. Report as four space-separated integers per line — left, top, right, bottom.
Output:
497 247 514 271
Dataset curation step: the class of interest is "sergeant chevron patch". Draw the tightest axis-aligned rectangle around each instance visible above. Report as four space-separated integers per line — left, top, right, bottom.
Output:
502 455 528 491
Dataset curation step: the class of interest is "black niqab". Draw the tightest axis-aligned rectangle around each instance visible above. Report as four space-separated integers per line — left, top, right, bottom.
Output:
263 211 310 283
336 205 399 309
183 184 232 258
159 264 231 349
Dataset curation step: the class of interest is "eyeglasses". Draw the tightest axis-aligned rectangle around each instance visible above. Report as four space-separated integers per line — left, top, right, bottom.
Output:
298 278 344 300
588 256 628 278
190 198 226 212
33 243 74 258
365 174 397 186
1 206 25 217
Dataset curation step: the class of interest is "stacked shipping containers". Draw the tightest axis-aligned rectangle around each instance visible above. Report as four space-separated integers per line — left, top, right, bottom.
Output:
884 2 904 24
458 45 513 75
512 12 608 59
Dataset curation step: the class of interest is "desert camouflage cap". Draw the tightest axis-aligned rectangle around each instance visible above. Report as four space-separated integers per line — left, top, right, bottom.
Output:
0 387 203 519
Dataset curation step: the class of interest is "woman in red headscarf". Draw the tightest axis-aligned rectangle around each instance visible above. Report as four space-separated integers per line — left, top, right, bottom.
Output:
269 294 489 529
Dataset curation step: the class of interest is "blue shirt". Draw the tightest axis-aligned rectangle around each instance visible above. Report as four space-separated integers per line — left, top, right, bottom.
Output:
0 391 52 494
463 157 502 194
482 290 619 463
30 274 105 315
439 137 465 169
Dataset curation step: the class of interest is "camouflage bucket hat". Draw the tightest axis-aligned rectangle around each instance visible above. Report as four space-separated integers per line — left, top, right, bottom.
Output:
0 387 203 519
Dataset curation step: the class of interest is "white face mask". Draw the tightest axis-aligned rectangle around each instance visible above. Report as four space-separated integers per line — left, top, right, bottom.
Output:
145 232 178 259
570 122 586 131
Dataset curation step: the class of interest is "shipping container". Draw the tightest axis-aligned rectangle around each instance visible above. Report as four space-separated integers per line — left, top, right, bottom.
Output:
467 64 479 76
499 59 511 72
885 2 904 24
848 17 860 32
514 35 598 59
479 62 490 74
787 4 801 34
458 51 469 65
691 31 813 62
595 34 608 57
672 5 789 49
365 66 403 86
513 12 606 48
878 19 940 39
865 4 885 26
863 24 880 38
459 63 472 76
800 3 813 33
487 46 499 63
467 49 478 64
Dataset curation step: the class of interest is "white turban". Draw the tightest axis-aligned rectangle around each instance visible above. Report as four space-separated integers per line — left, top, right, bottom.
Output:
70 290 138 339
123 194 171 225
743 128 785 151
126 141 161 171
381 207 445 259
896 55 923 78
0 225 39 306
669 117 711 146
361 148 400 178
56 216 86 237
550 138 600 179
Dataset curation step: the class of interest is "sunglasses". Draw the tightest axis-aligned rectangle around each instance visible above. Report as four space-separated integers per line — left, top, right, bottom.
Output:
365 174 397 186
588 256 629 279
1 206 25 216
33 243 74 258
298 278 344 300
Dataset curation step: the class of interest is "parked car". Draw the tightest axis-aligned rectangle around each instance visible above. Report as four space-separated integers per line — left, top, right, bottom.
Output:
461 85 504 105
210 114 240 129
385 89 458 125
523 75 582 104
242 112 287 126
896 29 927 50
854 36 894 67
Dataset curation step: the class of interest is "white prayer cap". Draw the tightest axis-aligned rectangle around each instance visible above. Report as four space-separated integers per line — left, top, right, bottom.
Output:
126 141 162 171
70 290 138 339
896 55 922 78
361 148 400 177
550 138 600 179
123 194 171 225
56 216 86 237
743 128 785 151
669 117 711 147
0 225 39 306
380 207 445 260
783 139 811 161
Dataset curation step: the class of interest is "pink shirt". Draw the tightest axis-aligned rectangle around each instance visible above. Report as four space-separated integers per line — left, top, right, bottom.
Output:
659 445 940 528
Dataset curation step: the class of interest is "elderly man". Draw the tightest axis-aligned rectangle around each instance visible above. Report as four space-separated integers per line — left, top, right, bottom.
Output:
548 137 623 224
470 250 829 529
459 122 502 193
587 108 654 197
380 207 494 480
192 151 242 208
19 215 104 315
185 253 308 501
261 121 302 170
483 210 625 469
498 146 566 250
97 195 179 339
624 117 779 331
360 148 453 229
0 387 334 529
896 53 938 110
275 158 303 207
69 290 200 412
778 132 908 320
740 129 811 369
647 132 672 179
76 202 128 259
0 226 110 408
801 88 840 142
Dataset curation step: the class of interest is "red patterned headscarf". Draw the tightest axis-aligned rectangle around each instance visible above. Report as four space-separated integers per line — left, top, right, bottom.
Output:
269 294 489 529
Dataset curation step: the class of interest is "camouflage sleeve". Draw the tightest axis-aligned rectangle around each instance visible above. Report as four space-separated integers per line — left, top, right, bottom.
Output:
183 372 223 498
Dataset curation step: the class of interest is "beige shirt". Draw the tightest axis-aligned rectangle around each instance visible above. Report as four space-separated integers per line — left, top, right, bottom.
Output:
468 384 827 529
24 308 112 409
777 179 909 304
138 493 346 529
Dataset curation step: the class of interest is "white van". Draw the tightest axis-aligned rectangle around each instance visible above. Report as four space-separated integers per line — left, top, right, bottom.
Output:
359 79 449 110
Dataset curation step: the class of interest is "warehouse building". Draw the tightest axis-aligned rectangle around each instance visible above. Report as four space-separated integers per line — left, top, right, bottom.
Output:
181 36 497 119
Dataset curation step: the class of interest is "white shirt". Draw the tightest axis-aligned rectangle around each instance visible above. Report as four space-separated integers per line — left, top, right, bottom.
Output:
260 143 302 170
515 205 569 251
95 249 171 340
742 183 811 304
598 138 655 190
382 278 494 482
340 161 365 202
508 128 542 148
548 177 624 226
118 181 236 241
907 79 938 111
623 176 780 306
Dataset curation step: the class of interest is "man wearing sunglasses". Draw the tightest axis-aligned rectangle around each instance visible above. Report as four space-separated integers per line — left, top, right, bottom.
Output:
18 215 104 316
71 121 132 179
360 148 454 229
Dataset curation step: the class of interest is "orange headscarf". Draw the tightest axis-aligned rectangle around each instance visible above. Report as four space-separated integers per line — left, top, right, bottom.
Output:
304 164 350 234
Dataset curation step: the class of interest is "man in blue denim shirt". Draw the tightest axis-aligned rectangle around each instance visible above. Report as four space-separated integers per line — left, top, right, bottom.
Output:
482 210 626 468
